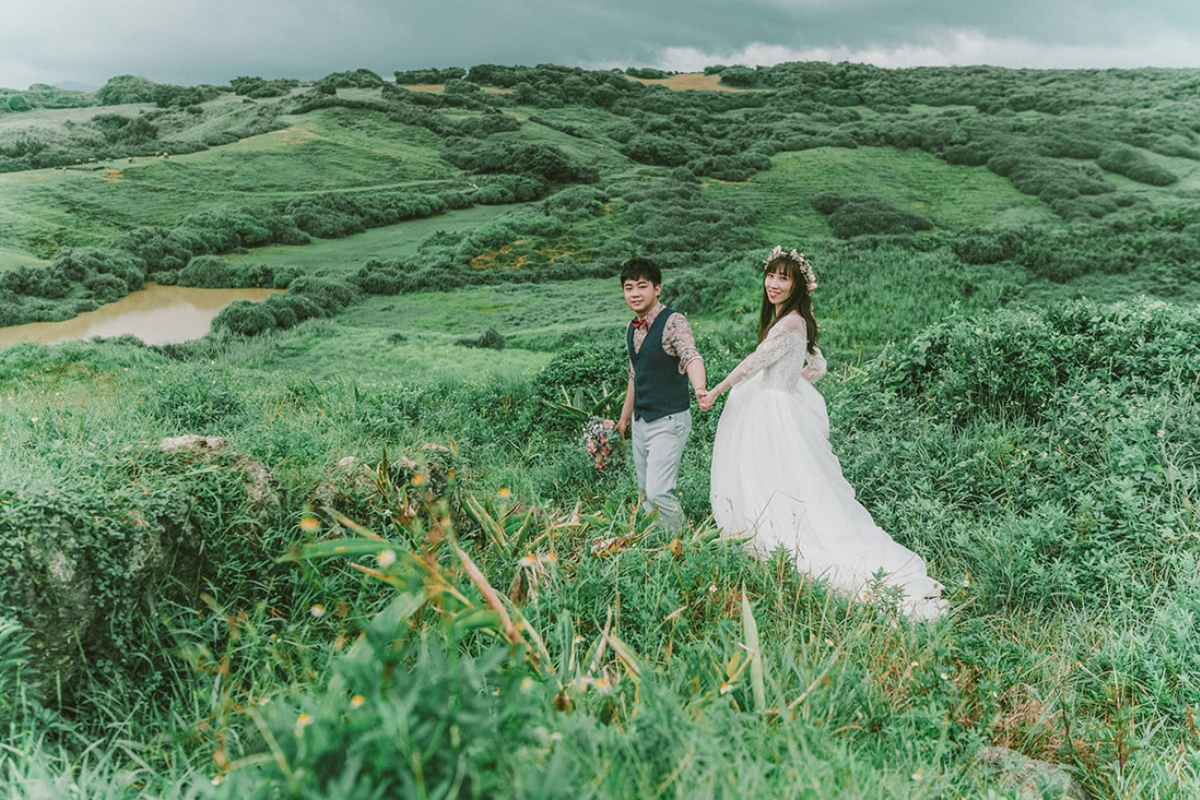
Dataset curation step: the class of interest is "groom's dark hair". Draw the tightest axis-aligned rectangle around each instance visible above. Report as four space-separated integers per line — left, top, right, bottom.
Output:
620 257 662 286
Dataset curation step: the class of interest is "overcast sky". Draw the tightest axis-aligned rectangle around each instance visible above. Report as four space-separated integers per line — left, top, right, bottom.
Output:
2 0 1198 90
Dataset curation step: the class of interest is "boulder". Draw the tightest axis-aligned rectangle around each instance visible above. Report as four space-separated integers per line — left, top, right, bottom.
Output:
974 746 1089 800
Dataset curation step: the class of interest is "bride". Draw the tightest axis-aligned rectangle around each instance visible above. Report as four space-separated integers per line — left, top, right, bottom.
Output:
699 247 946 620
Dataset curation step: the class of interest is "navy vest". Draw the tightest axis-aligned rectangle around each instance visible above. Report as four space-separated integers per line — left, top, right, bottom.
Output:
628 308 690 422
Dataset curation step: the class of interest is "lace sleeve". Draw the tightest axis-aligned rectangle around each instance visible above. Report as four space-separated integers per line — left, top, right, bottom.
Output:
724 315 807 388
801 345 826 383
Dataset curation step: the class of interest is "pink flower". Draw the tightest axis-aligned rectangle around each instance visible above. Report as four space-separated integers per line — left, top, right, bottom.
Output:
602 419 615 429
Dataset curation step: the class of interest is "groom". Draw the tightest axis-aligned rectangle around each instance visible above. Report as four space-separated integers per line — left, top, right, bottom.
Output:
616 257 706 533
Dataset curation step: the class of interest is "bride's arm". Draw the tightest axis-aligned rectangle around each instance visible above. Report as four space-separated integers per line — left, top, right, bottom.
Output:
699 316 806 409
801 345 826 383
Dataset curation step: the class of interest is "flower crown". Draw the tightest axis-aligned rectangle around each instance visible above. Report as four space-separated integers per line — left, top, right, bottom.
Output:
764 245 817 292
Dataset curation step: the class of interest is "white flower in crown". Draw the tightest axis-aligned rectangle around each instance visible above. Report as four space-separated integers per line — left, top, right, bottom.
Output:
765 246 817 292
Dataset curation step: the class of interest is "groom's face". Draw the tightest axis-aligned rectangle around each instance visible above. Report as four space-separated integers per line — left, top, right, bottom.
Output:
623 278 661 316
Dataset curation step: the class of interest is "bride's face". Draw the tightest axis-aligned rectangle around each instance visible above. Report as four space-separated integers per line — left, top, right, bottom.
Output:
765 268 794 307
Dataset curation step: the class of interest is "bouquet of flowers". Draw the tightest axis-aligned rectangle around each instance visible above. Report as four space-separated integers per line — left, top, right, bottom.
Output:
581 416 623 471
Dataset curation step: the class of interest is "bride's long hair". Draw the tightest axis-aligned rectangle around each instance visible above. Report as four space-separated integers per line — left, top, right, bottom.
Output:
758 252 819 354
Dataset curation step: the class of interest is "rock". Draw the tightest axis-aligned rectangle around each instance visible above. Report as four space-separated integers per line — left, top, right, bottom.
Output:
158 434 282 516
974 746 1089 800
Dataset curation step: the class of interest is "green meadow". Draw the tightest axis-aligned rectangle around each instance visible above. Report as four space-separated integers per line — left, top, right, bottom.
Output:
2 62 1200 798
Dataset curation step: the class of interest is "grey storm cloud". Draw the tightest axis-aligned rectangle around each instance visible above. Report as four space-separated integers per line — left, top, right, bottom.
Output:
2 0 1198 90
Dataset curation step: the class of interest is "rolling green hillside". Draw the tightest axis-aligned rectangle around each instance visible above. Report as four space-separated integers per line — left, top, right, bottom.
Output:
2 63 1200 799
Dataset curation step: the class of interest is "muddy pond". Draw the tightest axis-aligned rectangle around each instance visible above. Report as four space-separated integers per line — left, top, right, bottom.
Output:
0 284 280 348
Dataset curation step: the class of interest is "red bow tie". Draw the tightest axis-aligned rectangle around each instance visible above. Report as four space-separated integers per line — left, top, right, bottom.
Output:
631 317 649 331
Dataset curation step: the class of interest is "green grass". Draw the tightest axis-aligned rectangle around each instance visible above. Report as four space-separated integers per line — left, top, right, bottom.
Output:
709 145 1060 245
5 64 1200 799
233 278 629 381
225 203 521 275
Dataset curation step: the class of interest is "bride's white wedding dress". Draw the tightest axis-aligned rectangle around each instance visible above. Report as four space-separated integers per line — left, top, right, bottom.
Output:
710 313 946 620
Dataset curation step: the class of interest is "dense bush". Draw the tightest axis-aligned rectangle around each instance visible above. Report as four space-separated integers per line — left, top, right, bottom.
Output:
110 226 194 272
885 297 1200 424
951 228 1022 265
533 341 628 429
685 152 772 181
455 327 506 349
1096 145 1178 186
442 139 599 184
316 68 384 89
95 75 157 105
229 76 300 98
542 185 607 221
394 67 467 85
987 153 1115 201
620 134 695 167
177 255 278 289
0 292 26 326
0 266 70 299
812 193 934 238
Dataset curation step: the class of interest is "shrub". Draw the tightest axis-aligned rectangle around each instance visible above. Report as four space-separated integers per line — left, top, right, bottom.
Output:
455 327 505 350
885 297 1200 424
818 194 934 238
289 275 361 312
175 255 276 289
1096 146 1178 186
443 139 599 184
0 266 70 299
178 255 240 288
229 76 299 98
352 259 409 295
0 293 26 326
542 185 607 221
110 226 193 273
317 68 384 89
95 75 157 105
393 67 467 85
952 229 1022 265
685 153 771 181
210 300 276 336
621 134 695 167
533 341 628 428
942 142 994 166
718 66 761 88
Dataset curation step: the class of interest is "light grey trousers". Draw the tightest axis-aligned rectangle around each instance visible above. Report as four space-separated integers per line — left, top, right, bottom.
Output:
631 409 691 533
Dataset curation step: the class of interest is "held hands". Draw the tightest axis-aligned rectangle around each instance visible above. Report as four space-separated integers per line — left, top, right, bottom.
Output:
696 385 721 412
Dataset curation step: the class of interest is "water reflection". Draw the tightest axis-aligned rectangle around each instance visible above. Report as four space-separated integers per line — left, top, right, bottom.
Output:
0 284 281 347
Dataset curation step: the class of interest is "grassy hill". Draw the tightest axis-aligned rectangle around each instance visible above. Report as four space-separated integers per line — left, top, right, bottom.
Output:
2 63 1200 798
